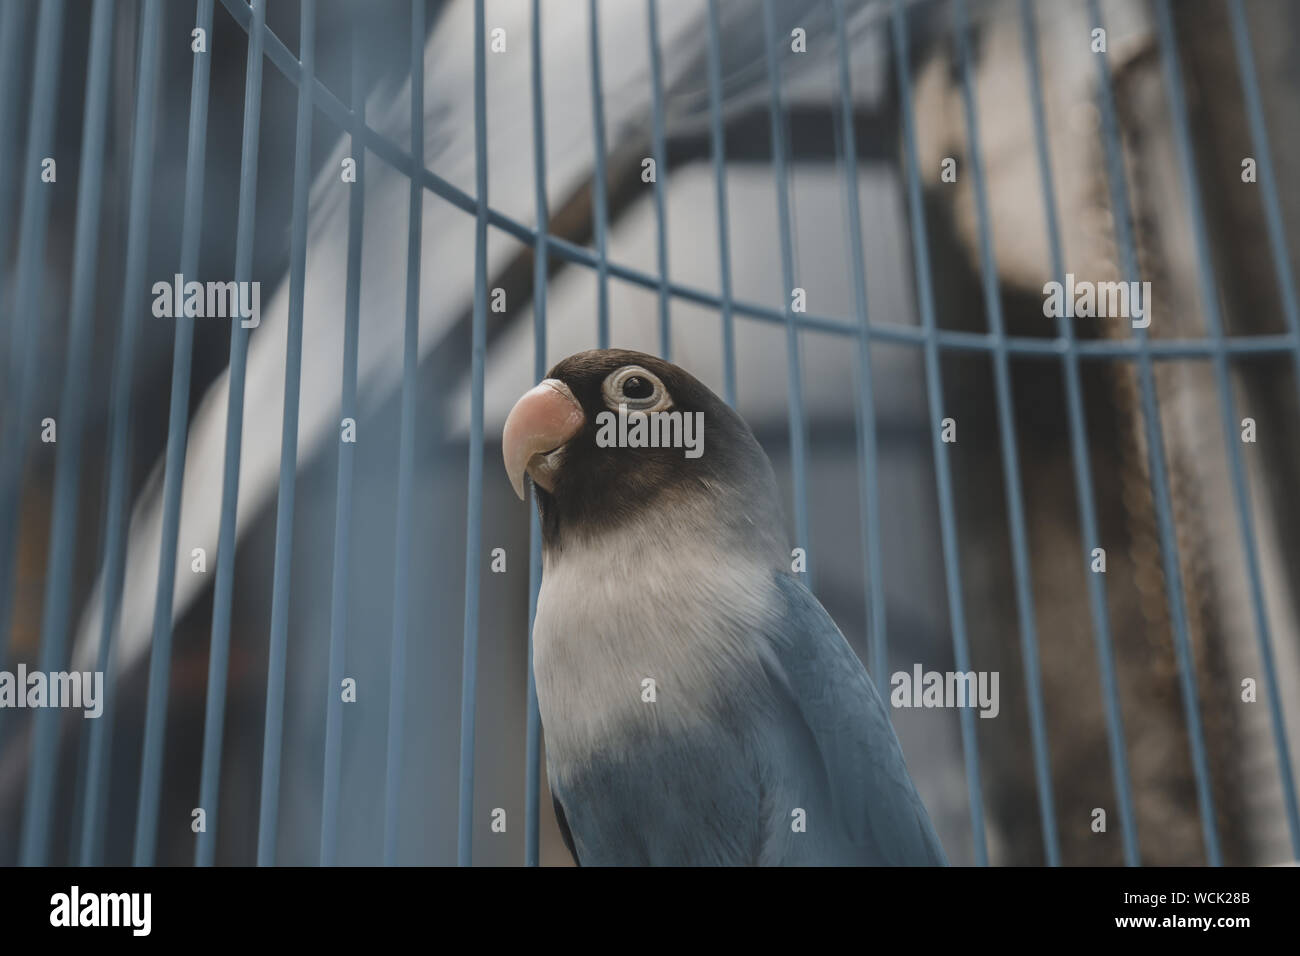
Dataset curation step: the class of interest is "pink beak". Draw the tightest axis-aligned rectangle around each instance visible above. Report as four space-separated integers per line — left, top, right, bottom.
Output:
502 379 585 500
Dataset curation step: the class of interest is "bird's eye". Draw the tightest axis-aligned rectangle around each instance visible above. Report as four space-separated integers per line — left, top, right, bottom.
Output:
622 375 653 400
601 365 671 412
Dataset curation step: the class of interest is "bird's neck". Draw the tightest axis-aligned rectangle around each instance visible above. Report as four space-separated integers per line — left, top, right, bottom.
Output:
541 477 787 570
532 506 784 759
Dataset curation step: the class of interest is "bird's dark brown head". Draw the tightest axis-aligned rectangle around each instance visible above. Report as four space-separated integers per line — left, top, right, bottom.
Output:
503 348 781 550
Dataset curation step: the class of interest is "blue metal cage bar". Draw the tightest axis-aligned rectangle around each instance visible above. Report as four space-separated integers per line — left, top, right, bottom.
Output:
890 0 988 867
1087 0 1221 866
133 0 215 869
18 0 93 867
1016 0 1138 866
256 0 317 866
456 0 490 867
705 0 737 408
1 0 1298 868
525 0 549 867
193 0 268 869
762 0 813 589
75 0 163 868
0 0 65 732
28 0 113 867
320 4 369 870
0 2 30 335
952 0 1058 866
588 0 611 349
831 0 889 708
383 0 424 868
647 0 672 360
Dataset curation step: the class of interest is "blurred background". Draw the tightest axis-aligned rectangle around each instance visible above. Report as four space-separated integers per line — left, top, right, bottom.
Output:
1 0 1299 866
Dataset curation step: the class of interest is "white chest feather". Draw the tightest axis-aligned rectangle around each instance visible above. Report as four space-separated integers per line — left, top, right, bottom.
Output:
532 523 777 767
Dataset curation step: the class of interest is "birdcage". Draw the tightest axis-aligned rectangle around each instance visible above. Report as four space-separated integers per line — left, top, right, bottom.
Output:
0 0 1297 868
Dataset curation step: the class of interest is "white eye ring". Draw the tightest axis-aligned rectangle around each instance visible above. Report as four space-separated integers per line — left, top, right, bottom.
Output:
601 365 671 412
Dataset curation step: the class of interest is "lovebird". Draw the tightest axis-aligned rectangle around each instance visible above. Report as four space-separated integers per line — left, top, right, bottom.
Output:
503 349 948 866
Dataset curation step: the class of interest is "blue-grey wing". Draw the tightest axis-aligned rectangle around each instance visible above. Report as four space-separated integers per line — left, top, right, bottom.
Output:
761 572 948 866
